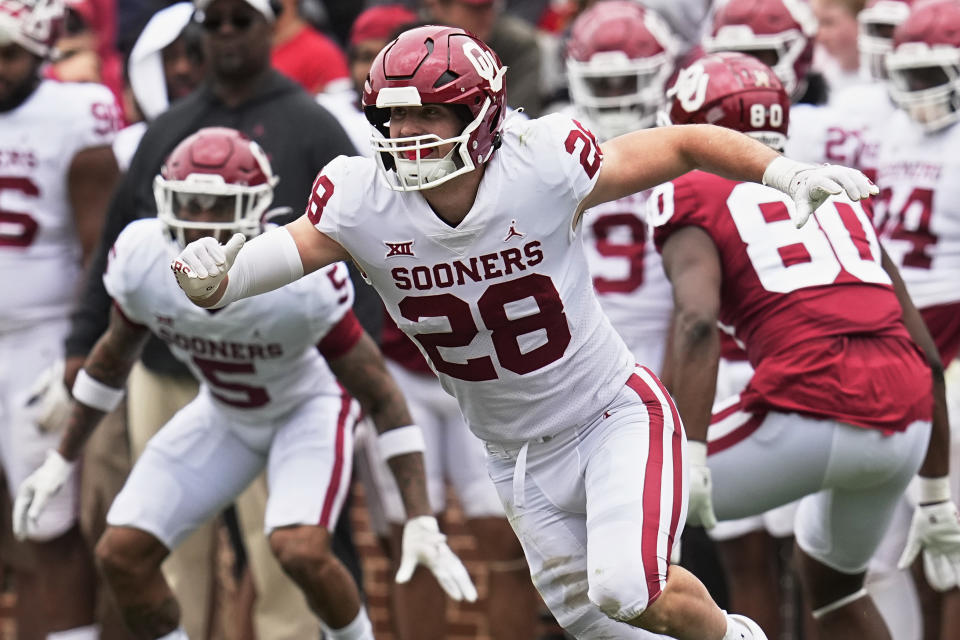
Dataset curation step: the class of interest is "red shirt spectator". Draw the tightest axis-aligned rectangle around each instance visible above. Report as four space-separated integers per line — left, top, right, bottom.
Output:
272 25 349 93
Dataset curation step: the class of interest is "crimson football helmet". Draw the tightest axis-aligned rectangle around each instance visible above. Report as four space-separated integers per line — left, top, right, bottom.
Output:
886 0 960 131
154 127 278 247
663 52 791 151
0 0 64 58
566 1 680 139
858 0 914 80
362 24 507 191
703 0 817 101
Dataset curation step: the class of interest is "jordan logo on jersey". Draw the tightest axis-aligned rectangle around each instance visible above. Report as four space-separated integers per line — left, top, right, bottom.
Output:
385 240 415 258
503 220 525 242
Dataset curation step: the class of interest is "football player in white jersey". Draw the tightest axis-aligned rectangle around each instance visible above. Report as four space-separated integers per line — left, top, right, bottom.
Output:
170 24 879 640
13 127 475 640
565 0 679 373
873 1 960 637
0 0 121 637
325 8 540 640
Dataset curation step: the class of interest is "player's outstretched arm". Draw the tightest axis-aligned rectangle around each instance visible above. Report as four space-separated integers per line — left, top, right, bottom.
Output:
883 250 960 590
660 226 723 529
582 124 877 228
326 332 478 603
172 215 350 309
13 307 150 541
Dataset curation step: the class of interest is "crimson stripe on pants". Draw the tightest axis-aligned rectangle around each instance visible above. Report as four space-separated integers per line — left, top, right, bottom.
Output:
318 392 352 528
640 367 686 559
625 368 682 605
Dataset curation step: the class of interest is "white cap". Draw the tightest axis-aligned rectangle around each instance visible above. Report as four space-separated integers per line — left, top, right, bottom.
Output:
129 2 195 121
194 0 275 22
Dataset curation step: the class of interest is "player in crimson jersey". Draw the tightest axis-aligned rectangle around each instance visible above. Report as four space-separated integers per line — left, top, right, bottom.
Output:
169 24 880 639
653 51 960 640
12 128 475 640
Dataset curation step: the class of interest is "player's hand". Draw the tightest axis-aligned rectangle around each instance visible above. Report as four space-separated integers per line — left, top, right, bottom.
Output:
762 157 878 228
898 500 960 591
13 450 75 541
686 441 717 529
24 359 71 433
170 233 245 299
396 515 478 602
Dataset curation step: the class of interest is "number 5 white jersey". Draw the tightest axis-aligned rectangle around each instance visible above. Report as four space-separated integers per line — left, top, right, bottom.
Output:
104 219 360 425
309 114 635 444
0 80 120 331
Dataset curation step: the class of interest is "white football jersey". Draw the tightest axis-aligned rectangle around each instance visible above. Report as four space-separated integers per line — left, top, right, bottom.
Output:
0 80 120 331
104 219 356 424
310 114 636 443
581 191 672 371
874 110 960 308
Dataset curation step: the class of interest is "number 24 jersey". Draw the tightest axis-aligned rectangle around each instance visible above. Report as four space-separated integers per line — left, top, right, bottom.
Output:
308 114 635 444
650 172 930 432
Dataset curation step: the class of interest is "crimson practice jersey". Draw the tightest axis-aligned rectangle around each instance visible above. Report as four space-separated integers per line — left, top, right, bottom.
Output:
650 172 930 432
104 219 361 426
0 80 121 331
308 113 635 443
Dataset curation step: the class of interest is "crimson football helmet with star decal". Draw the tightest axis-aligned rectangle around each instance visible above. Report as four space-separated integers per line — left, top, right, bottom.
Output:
565 0 681 139
154 127 278 248
362 24 507 191
663 51 791 152
885 0 960 131
858 0 915 80
703 0 817 102
0 0 64 58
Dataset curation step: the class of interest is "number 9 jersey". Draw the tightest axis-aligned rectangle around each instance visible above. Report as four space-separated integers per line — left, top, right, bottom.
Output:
308 114 635 444
104 219 361 426
651 171 931 432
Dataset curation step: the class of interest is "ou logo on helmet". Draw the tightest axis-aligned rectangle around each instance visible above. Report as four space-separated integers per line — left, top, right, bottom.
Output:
462 41 507 93
671 63 710 113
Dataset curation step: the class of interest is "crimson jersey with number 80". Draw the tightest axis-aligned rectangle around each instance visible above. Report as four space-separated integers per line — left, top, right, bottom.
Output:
651 171 930 432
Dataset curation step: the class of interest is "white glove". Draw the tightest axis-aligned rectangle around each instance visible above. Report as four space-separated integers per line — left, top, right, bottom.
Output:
898 500 960 591
762 156 878 228
24 359 71 433
396 515 478 602
686 441 717 529
170 233 245 299
13 449 75 541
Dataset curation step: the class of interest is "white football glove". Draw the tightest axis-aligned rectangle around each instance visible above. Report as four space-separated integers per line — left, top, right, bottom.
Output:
686 441 717 529
762 157 878 228
396 515 478 602
170 233 245 299
24 358 71 433
898 500 960 591
13 449 75 541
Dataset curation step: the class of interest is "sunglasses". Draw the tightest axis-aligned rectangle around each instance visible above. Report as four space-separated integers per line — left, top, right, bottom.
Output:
199 11 256 32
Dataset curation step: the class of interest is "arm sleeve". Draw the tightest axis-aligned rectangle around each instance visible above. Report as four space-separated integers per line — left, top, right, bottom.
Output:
216 226 305 308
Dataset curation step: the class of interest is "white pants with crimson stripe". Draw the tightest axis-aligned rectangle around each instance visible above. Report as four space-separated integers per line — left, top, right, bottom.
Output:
708 401 930 574
108 388 359 549
484 366 684 637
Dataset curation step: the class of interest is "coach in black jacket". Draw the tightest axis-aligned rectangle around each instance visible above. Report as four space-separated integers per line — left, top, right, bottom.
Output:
64 0 368 634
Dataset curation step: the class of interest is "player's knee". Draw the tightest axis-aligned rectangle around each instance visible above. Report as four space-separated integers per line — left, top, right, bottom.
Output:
587 564 651 623
269 525 336 579
95 527 166 585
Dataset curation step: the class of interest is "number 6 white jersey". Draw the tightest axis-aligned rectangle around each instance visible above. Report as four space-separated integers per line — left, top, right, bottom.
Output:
0 80 120 331
308 114 635 444
104 219 360 424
